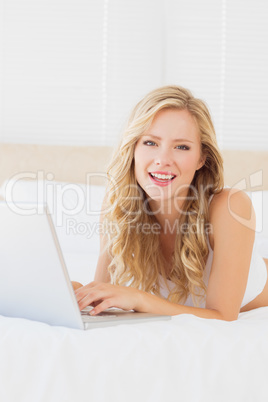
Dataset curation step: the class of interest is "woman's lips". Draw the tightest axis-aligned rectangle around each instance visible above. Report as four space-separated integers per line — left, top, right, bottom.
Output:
148 172 176 187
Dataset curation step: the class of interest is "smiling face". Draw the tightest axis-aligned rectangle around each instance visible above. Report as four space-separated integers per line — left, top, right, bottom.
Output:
134 108 205 214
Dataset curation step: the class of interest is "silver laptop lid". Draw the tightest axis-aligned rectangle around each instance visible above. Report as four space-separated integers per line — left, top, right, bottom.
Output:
0 201 171 330
0 201 84 330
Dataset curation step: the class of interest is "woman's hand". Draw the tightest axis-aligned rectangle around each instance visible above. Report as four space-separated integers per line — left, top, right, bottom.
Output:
71 281 84 291
74 282 144 315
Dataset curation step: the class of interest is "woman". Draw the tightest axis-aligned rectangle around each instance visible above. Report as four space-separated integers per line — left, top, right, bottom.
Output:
74 85 268 321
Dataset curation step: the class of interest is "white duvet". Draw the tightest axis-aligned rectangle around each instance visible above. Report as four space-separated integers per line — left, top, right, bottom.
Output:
1 307 268 402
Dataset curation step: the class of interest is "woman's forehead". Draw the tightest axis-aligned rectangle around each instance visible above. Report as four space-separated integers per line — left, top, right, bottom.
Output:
141 109 201 143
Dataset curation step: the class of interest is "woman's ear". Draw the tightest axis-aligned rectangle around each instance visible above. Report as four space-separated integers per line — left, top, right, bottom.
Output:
196 154 206 171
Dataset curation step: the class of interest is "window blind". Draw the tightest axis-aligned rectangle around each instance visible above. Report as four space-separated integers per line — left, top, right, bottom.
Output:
0 0 267 150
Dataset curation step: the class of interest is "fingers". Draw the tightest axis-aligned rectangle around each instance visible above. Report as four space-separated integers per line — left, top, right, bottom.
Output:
71 281 84 291
74 282 111 311
74 281 98 296
90 299 115 316
74 282 128 314
74 281 98 301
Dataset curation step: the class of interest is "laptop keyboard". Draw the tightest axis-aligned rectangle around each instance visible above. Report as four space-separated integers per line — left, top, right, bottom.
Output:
82 315 117 322
81 309 117 321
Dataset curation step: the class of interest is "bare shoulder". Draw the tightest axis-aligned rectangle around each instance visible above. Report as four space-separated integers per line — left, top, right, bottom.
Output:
208 188 256 248
209 188 255 224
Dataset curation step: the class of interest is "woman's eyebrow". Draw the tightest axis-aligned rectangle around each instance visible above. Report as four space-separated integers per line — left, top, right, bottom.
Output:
143 134 194 143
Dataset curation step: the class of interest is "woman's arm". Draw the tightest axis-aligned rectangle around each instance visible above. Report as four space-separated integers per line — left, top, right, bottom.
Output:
74 281 227 318
204 188 256 320
93 197 112 283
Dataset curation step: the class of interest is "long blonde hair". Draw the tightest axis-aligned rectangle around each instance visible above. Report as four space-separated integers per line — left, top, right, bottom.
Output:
104 85 224 307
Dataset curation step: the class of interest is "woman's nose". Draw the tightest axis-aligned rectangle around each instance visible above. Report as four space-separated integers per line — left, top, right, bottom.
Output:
154 148 173 166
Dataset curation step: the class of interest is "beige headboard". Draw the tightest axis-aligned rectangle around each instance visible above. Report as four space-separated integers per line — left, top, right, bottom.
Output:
0 143 267 190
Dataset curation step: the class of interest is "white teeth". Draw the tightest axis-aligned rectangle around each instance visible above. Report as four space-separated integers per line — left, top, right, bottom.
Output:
150 173 175 180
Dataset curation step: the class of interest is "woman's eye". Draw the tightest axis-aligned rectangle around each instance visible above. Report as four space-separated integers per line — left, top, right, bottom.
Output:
175 145 190 150
143 140 156 146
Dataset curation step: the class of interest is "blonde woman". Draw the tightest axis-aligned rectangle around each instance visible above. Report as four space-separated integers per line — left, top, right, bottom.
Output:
74 85 268 321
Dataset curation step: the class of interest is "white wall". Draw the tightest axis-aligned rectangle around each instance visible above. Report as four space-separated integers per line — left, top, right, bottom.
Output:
0 0 268 150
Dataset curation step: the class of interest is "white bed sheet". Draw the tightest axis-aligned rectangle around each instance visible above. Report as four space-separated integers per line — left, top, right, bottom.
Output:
1 307 268 402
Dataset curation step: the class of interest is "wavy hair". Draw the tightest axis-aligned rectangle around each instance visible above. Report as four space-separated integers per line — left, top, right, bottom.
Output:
103 85 224 307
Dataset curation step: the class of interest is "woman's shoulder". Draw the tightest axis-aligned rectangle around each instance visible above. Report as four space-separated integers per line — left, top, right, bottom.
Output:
209 187 253 217
210 187 252 209
208 188 255 249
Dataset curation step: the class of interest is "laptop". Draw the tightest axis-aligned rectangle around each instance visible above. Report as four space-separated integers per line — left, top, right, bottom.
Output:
0 201 171 330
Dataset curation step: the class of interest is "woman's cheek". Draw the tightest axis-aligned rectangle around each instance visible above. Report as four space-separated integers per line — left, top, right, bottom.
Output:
180 153 199 172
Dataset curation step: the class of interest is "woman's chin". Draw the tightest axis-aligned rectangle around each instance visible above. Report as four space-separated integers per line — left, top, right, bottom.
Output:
145 193 175 212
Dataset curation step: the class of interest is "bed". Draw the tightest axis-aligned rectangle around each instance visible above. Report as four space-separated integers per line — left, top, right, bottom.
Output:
0 144 268 402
